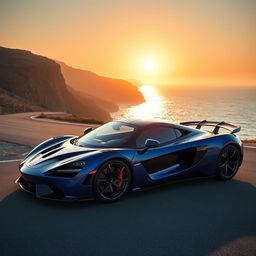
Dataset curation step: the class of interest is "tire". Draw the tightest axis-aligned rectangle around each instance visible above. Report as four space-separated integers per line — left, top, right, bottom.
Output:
92 160 132 202
216 145 241 180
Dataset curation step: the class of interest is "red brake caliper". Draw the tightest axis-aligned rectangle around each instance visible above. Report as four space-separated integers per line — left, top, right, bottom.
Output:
117 168 123 188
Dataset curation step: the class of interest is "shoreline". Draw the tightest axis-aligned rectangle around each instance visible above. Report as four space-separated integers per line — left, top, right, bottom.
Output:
242 140 256 147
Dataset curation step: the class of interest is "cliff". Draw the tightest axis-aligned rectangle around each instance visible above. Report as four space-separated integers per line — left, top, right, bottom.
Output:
58 61 144 104
0 47 113 121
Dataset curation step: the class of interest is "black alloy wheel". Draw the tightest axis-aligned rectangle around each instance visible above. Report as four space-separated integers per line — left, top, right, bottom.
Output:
93 160 131 202
216 145 241 180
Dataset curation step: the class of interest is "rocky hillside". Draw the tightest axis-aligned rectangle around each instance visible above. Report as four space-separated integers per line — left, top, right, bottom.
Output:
0 87 46 114
58 61 144 104
0 47 121 121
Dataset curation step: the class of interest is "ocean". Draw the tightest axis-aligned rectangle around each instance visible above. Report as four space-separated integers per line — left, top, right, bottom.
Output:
111 85 256 140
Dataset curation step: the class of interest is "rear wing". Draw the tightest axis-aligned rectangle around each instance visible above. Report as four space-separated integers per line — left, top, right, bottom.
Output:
180 120 241 134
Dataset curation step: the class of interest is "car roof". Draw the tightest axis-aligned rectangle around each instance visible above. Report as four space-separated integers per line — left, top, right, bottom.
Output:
118 119 174 127
117 119 204 134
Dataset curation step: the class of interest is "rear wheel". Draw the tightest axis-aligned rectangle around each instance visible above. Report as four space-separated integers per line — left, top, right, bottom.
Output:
92 160 131 202
216 145 241 180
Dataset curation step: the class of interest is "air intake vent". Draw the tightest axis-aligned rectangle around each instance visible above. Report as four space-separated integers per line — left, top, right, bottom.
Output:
41 142 63 154
42 147 63 158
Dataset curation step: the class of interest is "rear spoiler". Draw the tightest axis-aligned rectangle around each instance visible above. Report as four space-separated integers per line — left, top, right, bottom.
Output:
180 120 241 134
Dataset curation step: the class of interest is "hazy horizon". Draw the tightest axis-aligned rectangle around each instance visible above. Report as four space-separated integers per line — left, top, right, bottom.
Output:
1 0 256 86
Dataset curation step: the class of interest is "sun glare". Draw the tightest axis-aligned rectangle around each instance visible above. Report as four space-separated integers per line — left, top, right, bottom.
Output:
143 59 155 70
128 85 164 120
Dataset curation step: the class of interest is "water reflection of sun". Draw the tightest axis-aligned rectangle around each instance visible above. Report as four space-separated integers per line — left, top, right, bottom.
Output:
128 85 164 120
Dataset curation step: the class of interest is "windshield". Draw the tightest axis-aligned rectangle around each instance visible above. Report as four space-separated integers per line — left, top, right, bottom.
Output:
77 122 136 148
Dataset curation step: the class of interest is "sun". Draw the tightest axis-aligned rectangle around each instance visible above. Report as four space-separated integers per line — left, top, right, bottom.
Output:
143 59 155 70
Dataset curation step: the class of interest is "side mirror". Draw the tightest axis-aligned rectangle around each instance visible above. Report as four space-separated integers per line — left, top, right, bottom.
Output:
83 127 93 134
145 138 160 148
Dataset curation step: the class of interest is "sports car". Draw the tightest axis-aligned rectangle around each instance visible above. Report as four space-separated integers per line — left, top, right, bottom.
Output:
16 119 243 202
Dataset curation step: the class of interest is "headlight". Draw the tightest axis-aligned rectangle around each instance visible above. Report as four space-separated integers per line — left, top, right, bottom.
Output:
47 161 85 177
66 161 85 168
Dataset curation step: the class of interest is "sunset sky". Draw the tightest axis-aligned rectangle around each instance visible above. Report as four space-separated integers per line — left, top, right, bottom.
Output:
1 0 256 86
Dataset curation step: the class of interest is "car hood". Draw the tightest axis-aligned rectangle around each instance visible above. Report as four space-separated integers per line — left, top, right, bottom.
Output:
24 140 100 171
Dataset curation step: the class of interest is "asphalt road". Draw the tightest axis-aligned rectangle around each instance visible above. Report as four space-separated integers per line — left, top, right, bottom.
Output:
0 113 256 256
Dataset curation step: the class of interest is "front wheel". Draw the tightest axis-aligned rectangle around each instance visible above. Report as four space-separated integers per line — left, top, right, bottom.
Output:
92 160 131 202
216 145 241 180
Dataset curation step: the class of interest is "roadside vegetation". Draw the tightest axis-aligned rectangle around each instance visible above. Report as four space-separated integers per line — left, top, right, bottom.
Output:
37 113 104 125
242 140 256 144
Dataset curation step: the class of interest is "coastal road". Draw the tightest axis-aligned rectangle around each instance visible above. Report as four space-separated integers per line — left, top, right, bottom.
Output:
0 113 256 256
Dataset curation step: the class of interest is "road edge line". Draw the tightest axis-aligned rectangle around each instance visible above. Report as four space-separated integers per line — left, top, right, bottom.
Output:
0 159 22 163
244 146 256 149
30 115 99 127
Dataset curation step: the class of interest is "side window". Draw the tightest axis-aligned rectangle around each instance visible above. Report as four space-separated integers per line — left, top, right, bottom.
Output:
175 128 190 137
175 129 182 138
136 127 179 148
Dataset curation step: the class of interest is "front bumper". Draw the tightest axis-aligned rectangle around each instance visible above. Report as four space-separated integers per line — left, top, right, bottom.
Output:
16 171 94 201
